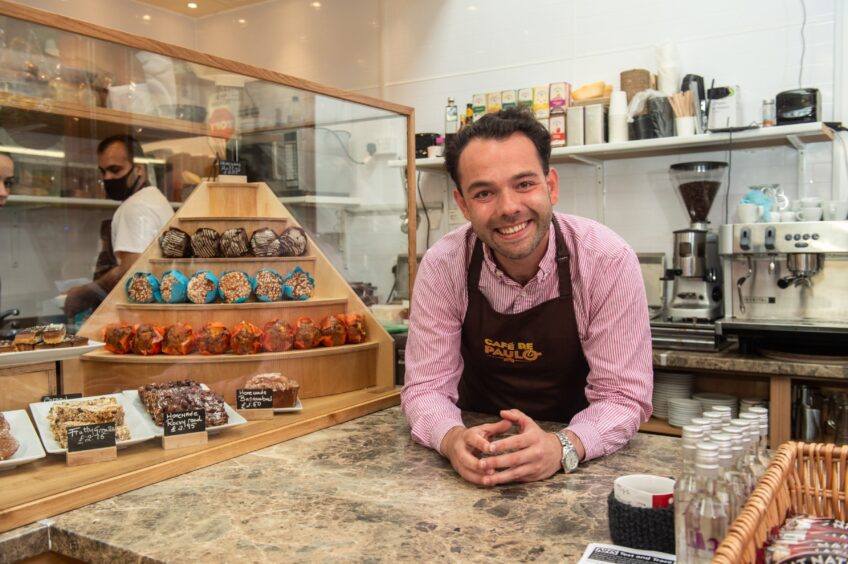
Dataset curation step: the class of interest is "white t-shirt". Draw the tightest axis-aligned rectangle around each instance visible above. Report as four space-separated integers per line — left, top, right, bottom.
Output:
111 186 174 254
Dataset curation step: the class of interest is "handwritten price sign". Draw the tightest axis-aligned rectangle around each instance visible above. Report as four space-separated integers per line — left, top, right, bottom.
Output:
41 393 83 402
67 422 116 452
164 410 206 436
236 389 273 410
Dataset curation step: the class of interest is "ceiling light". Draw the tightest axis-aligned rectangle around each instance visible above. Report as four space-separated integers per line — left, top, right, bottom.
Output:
311 2 321 8
467 5 478 11
237 18 246 24
142 14 151 21
187 2 198 8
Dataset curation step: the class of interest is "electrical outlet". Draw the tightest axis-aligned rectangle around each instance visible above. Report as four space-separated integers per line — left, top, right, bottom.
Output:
374 137 397 156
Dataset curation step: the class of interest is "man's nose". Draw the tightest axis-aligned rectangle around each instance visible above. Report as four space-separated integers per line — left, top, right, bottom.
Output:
495 189 522 216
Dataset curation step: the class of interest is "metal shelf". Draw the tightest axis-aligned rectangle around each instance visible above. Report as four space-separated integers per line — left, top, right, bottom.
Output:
6 195 182 209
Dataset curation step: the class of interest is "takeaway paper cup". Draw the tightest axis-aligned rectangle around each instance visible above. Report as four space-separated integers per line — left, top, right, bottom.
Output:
614 474 675 508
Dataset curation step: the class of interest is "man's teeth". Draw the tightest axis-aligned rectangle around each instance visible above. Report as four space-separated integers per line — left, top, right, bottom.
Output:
499 222 528 235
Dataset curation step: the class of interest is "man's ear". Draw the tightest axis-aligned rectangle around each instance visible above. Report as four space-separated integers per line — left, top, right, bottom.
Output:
453 187 471 221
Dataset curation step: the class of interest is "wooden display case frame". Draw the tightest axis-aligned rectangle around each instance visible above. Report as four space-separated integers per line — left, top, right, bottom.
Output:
0 1 417 534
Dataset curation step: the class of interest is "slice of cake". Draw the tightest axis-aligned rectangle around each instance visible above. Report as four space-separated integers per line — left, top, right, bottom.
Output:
46 397 130 447
244 373 300 408
42 323 67 345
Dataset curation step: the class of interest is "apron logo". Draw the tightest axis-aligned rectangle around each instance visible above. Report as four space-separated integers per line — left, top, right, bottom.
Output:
483 338 543 364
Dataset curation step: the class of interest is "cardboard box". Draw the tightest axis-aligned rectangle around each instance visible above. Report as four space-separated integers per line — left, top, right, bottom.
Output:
567 106 584 146
584 103 607 145
533 86 550 118
501 90 517 109
518 88 534 110
486 91 502 113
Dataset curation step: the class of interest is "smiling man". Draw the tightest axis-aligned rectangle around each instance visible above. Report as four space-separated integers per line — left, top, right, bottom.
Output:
401 108 653 486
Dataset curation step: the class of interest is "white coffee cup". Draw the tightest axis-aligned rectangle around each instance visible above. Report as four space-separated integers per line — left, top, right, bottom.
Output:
675 116 695 137
614 474 675 509
737 203 762 223
823 200 848 221
609 90 628 116
779 211 797 222
796 207 823 221
800 196 822 208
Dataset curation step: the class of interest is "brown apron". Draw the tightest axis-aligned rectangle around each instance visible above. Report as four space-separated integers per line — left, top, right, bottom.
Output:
457 220 590 422
93 218 117 281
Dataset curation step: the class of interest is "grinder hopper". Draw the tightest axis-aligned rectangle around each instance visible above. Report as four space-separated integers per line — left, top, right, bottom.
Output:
669 161 728 228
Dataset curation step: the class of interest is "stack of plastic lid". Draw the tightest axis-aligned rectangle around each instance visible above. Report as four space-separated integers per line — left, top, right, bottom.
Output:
693 392 738 418
668 398 704 427
651 372 696 420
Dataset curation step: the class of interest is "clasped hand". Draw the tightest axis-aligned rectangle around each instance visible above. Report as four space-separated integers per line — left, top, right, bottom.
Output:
441 409 563 486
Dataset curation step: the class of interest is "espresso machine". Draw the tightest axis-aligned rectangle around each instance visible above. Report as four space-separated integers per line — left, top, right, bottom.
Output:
718 221 848 353
651 162 728 351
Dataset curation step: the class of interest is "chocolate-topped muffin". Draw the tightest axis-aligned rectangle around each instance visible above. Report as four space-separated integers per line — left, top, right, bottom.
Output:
219 228 250 258
278 226 308 257
191 227 220 258
159 227 193 258
249 227 282 257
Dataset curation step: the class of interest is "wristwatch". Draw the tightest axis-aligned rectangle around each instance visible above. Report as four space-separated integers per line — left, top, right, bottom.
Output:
554 431 579 473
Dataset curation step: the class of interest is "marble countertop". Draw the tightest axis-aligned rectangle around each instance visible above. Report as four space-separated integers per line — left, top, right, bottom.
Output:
1 407 681 563
653 347 848 379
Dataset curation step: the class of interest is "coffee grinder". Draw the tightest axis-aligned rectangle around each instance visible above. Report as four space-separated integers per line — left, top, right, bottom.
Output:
665 161 727 321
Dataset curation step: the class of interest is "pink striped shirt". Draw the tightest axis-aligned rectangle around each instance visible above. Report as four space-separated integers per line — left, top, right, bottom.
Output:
401 212 653 461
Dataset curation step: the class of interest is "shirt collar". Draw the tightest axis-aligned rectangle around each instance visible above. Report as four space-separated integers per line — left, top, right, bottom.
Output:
480 221 557 283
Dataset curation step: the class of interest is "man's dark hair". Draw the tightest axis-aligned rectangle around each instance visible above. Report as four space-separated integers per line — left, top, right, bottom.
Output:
444 107 551 192
97 134 145 162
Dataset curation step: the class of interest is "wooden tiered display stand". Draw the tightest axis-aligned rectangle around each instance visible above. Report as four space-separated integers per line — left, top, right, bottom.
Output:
0 180 400 533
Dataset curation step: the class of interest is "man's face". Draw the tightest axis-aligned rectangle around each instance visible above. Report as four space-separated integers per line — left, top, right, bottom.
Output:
0 155 14 207
453 133 559 267
98 142 133 181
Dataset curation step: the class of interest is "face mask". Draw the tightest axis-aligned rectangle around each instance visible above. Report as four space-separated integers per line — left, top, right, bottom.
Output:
103 168 141 201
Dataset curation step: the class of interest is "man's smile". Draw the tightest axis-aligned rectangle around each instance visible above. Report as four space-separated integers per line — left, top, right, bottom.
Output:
495 220 531 238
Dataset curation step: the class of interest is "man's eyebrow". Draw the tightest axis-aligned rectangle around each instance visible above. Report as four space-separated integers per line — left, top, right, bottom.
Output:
465 171 540 192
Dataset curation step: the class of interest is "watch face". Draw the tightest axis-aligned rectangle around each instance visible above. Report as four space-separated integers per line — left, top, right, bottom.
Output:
564 449 579 471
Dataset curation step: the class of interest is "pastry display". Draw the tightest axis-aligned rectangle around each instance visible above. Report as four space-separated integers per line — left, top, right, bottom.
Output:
283 267 315 300
249 227 282 257
293 316 320 350
219 228 250 258
0 414 20 460
278 226 308 257
218 271 254 303
126 272 159 304
131 324 164 356
344 313 367 344
318 315 347 347
254 269 284 302
137 380 228 427
261 319 294 352
0 340 14 354
159 227 193 258
195 322 231 355
186 270 219 304
13 325 44 346
42 323 67 345
190 227 220 258
244 373 300 408
159 270 188 303
46 397 131 448
162 323 195 355
103 323 134 354
231 321 262 355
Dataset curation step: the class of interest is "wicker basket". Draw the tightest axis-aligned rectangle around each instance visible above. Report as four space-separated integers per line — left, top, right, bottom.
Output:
713 441 848 563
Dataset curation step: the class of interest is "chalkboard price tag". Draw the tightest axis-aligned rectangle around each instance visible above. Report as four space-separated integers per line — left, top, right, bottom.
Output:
217 159 243 176
41 393 83 402
67 423 116 452
164 410 206 437
236 389 273 410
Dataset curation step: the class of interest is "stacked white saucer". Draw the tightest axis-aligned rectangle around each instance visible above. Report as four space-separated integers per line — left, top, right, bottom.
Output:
652 373 695 420
668 398 705 427
693 392 739 418
740 397 768 412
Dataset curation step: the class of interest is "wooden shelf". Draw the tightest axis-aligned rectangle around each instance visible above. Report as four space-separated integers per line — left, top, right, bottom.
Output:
149 256 315 266
82 340 378 364
177 216 288 223
115 297 346 311
392 122 834 171
6 195 182 209
279 195 361 207
0 91 211 143
639 417 683 437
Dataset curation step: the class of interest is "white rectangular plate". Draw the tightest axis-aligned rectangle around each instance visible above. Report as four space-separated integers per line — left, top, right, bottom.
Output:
0 340 104 367
29 393 156 454
0 410 46 470
274 399 303 413
122 389 246 436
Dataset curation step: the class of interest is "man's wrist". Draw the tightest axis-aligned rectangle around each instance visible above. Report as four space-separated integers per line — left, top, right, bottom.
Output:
439 426 465 457
563 429 586 461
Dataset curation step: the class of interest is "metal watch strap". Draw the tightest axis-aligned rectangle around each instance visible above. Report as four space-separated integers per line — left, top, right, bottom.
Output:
554 431 579 473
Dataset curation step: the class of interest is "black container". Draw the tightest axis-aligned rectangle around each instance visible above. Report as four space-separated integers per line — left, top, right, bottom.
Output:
630 114 656 140
607 492 675 554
